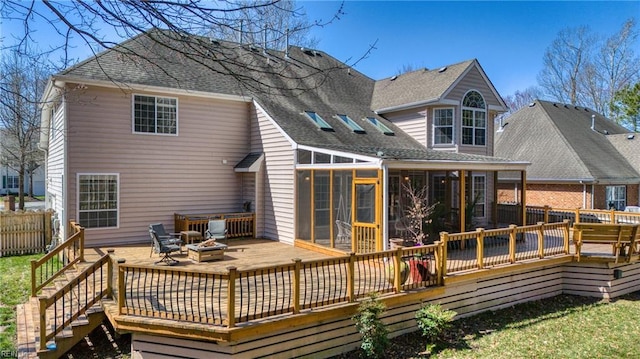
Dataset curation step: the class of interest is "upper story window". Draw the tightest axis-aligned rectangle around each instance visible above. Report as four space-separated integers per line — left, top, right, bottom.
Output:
366 117 394 135
461 91 486 146
336 114 365 133
134 95 177 134
433 108 454 145
304 111 333 131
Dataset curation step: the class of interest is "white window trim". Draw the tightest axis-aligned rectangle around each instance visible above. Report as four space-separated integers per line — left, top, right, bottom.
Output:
132 94 179 136
77 173 120 230
432 107 455 146
461 90 487 147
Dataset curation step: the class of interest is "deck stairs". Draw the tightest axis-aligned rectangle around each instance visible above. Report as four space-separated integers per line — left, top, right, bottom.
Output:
17 260 109 359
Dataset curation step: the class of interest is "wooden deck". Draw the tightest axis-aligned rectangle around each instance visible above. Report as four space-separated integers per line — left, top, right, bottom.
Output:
87 238 334 271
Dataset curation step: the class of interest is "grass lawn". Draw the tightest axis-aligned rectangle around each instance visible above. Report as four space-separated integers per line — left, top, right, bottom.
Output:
0 253 41 352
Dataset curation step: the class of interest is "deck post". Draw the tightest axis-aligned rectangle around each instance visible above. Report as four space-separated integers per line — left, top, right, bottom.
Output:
508 225 517 263
537 222 545 258
79 226 85 262
347 253 355 302
107 249 114 298
117 266 125 314
227 266 237 328
543 206 550 224
393 248 403 292
574 208 581 224
39 297 47 350
476 228 485 269
562 219 571 254
292 258 301 314
30 259 37 297
610 209 616 224
439 232 448 281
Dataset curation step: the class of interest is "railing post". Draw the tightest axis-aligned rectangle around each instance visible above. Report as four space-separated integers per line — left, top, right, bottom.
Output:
252 213 256 238
575 208 581 224
39 297 47 351
292 258 301 314
118 265 125 315
31 259 37 297
610 209 616 224
509 225 517 263
79 226 85 262
433 240 443 285
544 206 550 224
44 211 52 251
439 232 449 282
537 222 545 258
347 253 355 302
562 219 571 254
476 228 485 269
227 266 237 328
394 248 403 293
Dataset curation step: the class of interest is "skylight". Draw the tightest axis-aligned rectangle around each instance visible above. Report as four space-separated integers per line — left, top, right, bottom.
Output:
337 114 365 134
304 111 333 131
366 117 394 135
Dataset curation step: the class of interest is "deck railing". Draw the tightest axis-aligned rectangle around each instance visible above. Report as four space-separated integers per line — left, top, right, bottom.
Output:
440 221 570 276
174 212 255 238
497 203 640 226
30 221 85 296
0 210 53 257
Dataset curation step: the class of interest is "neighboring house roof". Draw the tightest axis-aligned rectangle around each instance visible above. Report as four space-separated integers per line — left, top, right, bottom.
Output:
495 100 640 183
371 59 507 113
607 134 640 173
49 29 521 167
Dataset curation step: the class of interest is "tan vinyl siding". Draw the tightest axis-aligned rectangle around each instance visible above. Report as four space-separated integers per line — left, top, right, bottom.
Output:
385 109 427 146
251 103 295 244
47 102 66 237
65 85 251 247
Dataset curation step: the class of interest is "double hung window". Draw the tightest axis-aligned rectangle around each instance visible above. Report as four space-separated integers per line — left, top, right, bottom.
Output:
134 95 177 134
433 108 454 145
461 91 486 146
78 174 118 228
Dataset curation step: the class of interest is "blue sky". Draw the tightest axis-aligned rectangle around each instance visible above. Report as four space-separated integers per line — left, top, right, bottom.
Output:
1 1 637 98
301 1 640 96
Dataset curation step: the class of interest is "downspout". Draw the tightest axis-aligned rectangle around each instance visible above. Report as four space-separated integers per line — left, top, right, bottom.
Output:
582 183 586 209
591 184 595 209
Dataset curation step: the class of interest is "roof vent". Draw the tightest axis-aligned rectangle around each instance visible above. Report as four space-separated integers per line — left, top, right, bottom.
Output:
438 66 447 73
390 75 398 81
564 104 569 108
604 130 609 135
591 114 595 131
528 102 536 107
553 103 558 107
628 134 635 140
575 106 579 110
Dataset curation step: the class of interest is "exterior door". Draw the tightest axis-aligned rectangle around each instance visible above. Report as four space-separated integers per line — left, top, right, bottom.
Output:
352 178 381 253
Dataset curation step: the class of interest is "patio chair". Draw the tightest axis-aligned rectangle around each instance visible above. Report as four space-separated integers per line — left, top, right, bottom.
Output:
205 219 228 240
335 220 352 243
149 229 181 265
149 223 183 257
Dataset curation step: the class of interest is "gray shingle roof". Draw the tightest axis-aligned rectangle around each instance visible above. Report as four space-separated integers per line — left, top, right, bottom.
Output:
608 134 640 173
371 60 475 112
56 29 520 165
495 100 639 183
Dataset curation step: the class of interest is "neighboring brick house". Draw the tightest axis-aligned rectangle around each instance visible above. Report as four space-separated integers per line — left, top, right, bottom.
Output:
495 100 640 210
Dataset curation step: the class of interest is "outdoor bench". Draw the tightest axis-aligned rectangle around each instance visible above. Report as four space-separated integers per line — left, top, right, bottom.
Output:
573 223 639 263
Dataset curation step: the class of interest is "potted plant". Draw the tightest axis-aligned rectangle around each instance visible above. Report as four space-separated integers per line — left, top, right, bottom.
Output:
386 260 409 286
408 252 430 282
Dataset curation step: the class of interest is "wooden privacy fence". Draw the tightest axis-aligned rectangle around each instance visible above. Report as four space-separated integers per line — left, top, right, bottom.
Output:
0 210 53 257
497 203 640 226
174 212 255 239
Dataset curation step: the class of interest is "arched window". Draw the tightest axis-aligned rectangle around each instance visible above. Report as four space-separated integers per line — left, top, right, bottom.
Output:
461 90 486 146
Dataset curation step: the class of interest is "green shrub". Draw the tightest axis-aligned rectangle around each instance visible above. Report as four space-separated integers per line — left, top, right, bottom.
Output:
415 303 456 352
352 294 389 358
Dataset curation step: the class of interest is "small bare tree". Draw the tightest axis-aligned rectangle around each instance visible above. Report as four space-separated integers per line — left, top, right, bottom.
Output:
401 181 438 245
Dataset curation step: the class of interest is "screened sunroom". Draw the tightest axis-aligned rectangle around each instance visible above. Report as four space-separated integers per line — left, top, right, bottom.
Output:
294 146 529 254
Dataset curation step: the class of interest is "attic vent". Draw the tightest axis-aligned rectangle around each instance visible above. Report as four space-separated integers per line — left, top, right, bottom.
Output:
302 48 316 56
390 75 398 81
575 106 579 110
528 102 536 107
438 66 447 73
553 103 558 107
584 108 589 112
210 39 220 46
564 104 569 108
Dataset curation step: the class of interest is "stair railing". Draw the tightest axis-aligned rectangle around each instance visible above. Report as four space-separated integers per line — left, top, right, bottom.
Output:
30 221 84 296
38 252 114 351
